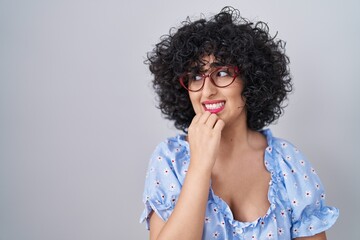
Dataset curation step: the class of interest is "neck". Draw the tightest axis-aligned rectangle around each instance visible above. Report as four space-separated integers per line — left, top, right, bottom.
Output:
220 122 251 151
218 121 265 161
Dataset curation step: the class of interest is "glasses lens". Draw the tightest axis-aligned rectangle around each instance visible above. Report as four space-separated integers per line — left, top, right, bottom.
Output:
184 73 203 91
179 66 238 91
210 67 237 87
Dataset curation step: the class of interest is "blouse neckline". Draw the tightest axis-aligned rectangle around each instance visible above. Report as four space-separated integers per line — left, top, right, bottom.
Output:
175 129 278 230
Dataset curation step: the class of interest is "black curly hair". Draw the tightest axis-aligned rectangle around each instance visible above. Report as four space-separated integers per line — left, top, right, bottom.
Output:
147 6 292 133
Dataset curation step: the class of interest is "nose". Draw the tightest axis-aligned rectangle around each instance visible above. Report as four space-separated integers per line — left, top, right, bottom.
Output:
201 75 217 97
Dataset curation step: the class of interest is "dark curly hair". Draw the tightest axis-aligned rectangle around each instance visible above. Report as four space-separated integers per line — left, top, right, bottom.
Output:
147 6 292 133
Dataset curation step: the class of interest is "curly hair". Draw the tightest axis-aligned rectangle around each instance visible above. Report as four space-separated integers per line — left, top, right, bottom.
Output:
147 6 292 133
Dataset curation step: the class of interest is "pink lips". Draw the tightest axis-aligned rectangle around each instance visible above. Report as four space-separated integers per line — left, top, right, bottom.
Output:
202 100 225 114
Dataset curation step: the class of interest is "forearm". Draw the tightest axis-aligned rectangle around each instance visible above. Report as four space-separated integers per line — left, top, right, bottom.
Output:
294 231 327 240
154 165 211 240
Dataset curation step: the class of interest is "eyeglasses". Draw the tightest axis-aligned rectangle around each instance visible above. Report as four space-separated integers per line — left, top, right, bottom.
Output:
179 66 239 92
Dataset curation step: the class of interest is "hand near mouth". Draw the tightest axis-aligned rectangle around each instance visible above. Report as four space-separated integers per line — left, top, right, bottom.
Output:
187 111 225 173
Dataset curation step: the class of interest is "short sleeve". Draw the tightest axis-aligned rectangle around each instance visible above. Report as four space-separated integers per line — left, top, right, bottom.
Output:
139 138 187 230
274 139 339 238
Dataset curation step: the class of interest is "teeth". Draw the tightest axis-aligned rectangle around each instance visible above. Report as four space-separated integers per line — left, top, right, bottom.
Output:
205 102 225 110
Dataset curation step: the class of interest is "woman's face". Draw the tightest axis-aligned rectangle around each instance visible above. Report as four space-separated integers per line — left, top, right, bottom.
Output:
188 55 247 128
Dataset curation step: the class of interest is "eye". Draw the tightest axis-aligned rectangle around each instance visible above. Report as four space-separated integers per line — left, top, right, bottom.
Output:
189 73 203 82
217 70 229 77
216 68 230 77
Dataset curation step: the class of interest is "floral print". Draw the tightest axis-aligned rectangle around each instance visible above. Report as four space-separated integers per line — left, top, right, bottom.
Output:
140 129 339 239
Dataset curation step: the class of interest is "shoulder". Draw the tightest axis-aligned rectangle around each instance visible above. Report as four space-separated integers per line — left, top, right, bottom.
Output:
263 129 318 183
145 134 190 186
263 129 307 167
267 132 300 157
150 134 189 164
264 130 322 200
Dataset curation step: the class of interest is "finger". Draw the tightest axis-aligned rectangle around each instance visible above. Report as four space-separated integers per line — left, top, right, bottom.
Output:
213 119 225 132
205 113 219 128
197 111 211 124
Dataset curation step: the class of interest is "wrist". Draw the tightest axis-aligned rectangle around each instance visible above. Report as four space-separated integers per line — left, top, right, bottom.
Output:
187 161 213 179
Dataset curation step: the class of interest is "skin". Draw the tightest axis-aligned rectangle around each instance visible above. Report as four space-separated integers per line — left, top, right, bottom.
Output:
149 55 327 240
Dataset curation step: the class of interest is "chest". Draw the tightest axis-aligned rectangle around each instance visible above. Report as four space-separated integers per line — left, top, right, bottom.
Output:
211 155 271 222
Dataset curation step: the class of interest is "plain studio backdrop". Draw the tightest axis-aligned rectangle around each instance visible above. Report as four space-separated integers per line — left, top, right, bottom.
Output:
0 0 359 239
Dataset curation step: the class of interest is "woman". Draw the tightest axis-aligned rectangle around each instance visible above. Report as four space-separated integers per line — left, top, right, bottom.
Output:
140 7 339 240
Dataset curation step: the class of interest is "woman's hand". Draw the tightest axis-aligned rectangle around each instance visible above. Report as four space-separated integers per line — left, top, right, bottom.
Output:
187 111 225 172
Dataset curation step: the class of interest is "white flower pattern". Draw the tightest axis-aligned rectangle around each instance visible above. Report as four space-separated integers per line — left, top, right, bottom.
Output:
212 231 219 238
169 183 176 191
163 168 170 176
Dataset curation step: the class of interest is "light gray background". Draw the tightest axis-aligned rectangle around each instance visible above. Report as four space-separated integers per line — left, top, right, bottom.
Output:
0 0 359 239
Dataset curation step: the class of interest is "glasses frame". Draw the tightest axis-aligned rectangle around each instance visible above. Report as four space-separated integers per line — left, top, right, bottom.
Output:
179 66 239 92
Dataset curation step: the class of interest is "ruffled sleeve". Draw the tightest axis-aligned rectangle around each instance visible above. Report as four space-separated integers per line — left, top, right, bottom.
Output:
139 137 187 230
273 138 339 238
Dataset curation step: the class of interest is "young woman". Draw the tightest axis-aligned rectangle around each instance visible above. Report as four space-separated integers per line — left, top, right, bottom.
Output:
140 7 339 240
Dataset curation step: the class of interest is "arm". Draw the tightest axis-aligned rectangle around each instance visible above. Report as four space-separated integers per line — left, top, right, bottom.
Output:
149 112 224 240
149 163 211 240
294 231 327 240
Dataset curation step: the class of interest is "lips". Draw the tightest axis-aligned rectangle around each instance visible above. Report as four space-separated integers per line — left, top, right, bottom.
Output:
202 101 225 114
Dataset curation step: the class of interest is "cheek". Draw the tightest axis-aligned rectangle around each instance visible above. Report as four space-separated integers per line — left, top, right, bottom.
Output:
237 94 246 106
188 94 201 112
232 84 245 105
227 89 246 110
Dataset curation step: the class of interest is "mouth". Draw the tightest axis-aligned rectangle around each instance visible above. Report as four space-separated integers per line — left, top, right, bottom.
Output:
202 101 225 114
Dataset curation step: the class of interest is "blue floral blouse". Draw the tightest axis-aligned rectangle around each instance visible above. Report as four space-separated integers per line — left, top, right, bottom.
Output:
140 129 339 239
